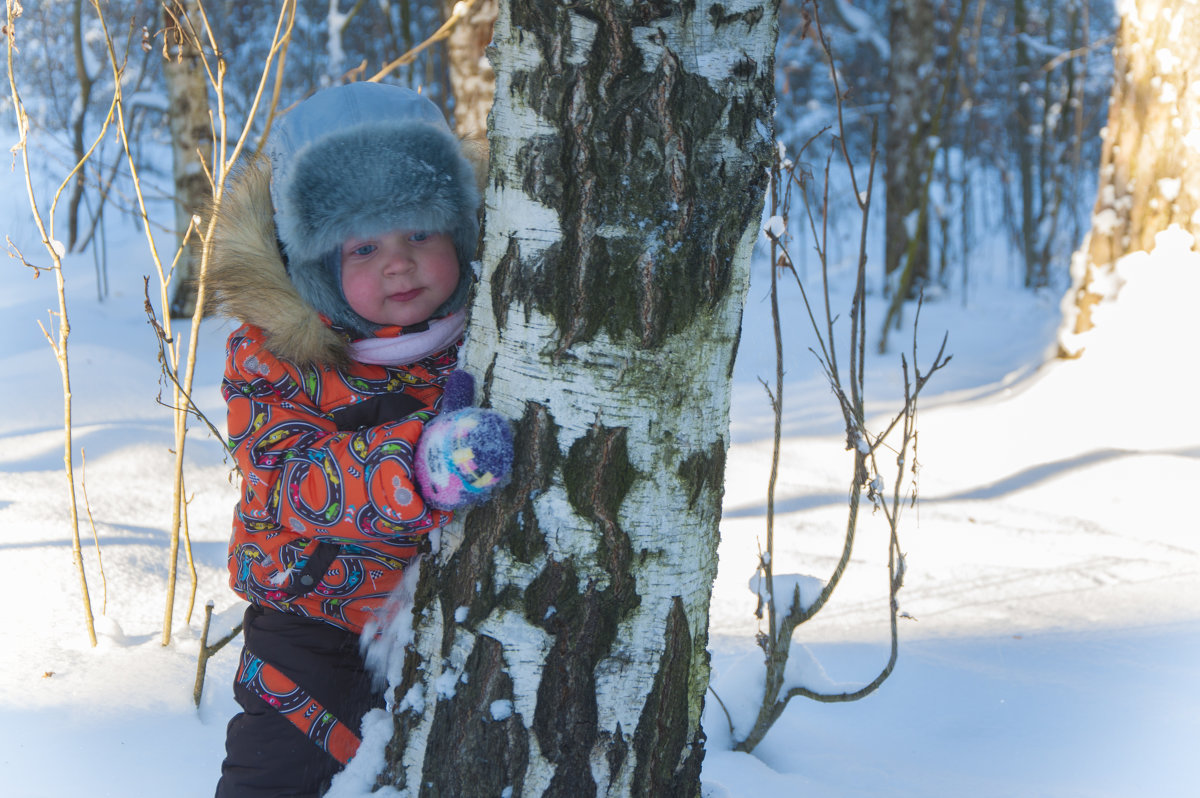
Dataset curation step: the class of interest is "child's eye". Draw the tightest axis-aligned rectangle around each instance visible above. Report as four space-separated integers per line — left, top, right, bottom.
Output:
408 231 430 244
351 243 376 257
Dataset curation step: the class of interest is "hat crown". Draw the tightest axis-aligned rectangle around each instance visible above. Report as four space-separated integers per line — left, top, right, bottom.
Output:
267 83 450 213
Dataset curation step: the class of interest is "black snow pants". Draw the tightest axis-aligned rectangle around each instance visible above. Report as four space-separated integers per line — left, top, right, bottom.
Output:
214 605 383 798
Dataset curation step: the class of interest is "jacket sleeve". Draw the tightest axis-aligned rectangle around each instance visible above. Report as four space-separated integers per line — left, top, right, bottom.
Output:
223 329 452 546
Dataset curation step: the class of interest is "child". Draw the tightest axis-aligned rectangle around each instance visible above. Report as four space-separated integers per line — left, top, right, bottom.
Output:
206 82 511 798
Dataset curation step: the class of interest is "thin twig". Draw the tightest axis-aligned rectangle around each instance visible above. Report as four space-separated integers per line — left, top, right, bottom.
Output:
733 0 948 755
80 447 108 616
193 600 244 707
7 0 97 647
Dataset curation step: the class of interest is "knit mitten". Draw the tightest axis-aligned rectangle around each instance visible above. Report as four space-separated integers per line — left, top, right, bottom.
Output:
415 371 513 510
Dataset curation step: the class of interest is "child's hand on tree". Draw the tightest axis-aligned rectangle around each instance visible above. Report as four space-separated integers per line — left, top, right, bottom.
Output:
415 370 513 510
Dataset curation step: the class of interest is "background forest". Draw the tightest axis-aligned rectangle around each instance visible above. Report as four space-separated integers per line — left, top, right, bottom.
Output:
11 0 1116 307
5 1 1199 797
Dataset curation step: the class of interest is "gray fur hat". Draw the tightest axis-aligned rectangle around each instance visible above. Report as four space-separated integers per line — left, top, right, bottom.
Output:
267 83 480 338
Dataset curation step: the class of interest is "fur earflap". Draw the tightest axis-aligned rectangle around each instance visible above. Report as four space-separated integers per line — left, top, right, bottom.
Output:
268 84 481 339
205 155 351 366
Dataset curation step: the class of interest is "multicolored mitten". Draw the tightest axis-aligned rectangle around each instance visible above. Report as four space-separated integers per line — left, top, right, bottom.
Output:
415 371 513 510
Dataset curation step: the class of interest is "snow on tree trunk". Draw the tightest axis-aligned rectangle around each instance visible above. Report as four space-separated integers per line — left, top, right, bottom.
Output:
1060 0 1200 350
162 0 213 318
884 0 934 298
443 0 498 139
380 1 778 795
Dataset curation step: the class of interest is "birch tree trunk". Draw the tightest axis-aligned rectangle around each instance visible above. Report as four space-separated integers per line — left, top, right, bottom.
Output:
884 0 934 298
380 1 778 795
1060 0 1200 350
443 0 498 139
162 0 213 318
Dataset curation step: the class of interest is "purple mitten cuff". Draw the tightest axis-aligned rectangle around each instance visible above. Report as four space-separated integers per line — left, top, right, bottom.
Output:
441 369 476 413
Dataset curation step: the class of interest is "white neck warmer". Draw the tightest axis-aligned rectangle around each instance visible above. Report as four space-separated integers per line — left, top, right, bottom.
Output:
347 309 467 366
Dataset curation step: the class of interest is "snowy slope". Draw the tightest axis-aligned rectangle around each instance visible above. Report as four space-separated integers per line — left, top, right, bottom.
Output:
2 151 1198 797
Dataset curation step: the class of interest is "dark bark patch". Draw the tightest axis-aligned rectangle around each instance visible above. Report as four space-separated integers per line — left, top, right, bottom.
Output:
380 635 430 790
525 559 599 797
500 0 771 355
676 440 727 512
708 3 765 29
728 309 744 380
419 635 529 798
521 422 646 796
481 353 497 408
490 235 521 333
631 597 704 798
732 55 758 79
527 559 644 798
604 721 629 788
563 423 639 614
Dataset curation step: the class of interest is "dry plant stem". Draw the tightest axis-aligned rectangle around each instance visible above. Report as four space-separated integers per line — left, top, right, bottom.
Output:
255 1 298 150
179 225 210 631
139 8 294 457
182 0 298 623
75 18 154 256
92 1 187 645
764 166 783 657
7 0 100 647
192 601 215 706
193 601 244 707
737 146 893 753
336 0 371 36
167 0 295 634
80 448 109 616
181 0 297 457
734 0 942 755
791 138 881 627
183 492 198 624
143 284 230 447
96 0 293 644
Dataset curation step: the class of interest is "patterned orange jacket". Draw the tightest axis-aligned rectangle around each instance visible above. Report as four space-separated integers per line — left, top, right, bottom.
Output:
222 324 456 633
206 155 459 634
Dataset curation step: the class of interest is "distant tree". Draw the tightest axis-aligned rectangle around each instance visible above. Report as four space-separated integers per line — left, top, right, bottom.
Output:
1060 0 1199 352
66 0 98 253
162 0 213 318
1006 0 1100 290
884 0 934 299
442 0 496 138
1010 0 1039 286
375 0 779 795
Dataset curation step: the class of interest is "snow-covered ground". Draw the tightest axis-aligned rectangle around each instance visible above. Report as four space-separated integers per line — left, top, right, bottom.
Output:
2 149 1198 797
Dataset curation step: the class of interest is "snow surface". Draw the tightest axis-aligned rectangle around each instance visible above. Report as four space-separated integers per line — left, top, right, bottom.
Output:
2 153 1199 798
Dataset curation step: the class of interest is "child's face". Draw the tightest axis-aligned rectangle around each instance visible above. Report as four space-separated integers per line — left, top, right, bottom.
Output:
340 230 459 328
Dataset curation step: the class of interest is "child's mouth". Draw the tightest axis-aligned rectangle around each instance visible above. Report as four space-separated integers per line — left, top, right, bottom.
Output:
389 289 422 302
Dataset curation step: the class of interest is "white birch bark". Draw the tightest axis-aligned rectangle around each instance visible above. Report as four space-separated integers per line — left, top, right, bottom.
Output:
1060 0 1200 351
381 1 779 795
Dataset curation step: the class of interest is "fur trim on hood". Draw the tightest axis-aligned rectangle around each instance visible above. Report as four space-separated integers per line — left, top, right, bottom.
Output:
206 154 352 366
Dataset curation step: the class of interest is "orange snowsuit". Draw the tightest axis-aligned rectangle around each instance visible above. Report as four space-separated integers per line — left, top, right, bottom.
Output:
222 322 456 635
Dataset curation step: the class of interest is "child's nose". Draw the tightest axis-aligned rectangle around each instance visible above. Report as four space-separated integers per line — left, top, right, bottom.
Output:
384 247 416 273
